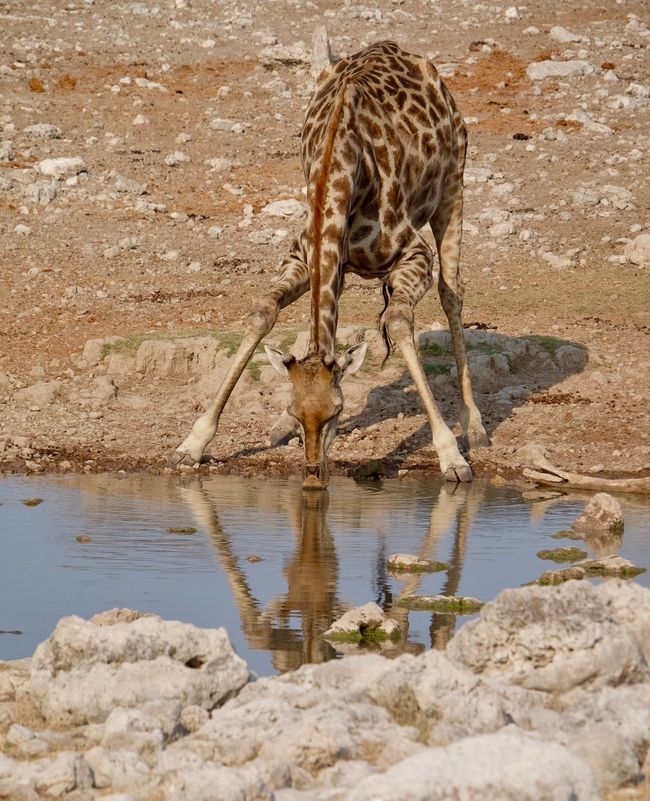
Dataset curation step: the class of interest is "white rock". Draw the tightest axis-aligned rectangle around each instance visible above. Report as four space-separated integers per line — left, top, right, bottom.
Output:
165 151 190 166
624 233 650 266
23 123 62 138
504 6 520 20
23 181 58 204
0 141 14 162
311 25 332 78
261 199 307 218
209 118 236 132
526 60 597 81
550 25 586 43
448 582 647 692
572 493 624 535
37 157 87 178
566 109 613 135
205 157 232 172
626 82 649 98
348 729 599 801
322 602 400 643
28 613 249 725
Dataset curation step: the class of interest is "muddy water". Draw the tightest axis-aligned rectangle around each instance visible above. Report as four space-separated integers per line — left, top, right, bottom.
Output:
1 474 649 675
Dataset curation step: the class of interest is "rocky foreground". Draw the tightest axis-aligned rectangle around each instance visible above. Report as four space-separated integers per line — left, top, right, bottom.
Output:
2 580 650 800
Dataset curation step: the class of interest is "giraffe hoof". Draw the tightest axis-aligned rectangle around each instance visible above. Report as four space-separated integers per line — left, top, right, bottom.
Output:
443 463 473 483
168 450 200 468
463 429 490 451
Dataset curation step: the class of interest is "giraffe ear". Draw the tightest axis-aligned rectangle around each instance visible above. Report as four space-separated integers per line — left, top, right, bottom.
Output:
338 342 367 375
264 345 290 376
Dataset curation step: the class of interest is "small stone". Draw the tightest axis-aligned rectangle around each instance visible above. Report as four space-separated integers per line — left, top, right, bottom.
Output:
537 547 588 563
572 493 624 535
323 602 401 644
505 6 520 20
261 199 307 218
526 60 597 81
37 157 87 178
23 123 62 138
164 151 190 167
549 25 586 43
536 566 587 585
398 595 483 613
577 555 646 578
76 535 92 543
387 554 449 573
624 234 650 266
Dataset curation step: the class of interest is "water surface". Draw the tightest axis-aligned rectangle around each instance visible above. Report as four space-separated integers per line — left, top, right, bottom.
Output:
1 474 649 675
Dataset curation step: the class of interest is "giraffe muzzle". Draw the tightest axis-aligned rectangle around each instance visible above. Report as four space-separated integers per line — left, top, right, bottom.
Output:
302 463 328 490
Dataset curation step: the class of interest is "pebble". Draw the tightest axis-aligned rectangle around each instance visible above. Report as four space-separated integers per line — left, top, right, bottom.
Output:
164 151 190 167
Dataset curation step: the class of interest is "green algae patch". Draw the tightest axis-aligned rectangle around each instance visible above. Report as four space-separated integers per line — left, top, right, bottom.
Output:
387 555 449 573
398 595 483 614
21 498 44 507
551 529 583 541
579 557 646 578
167 526 198 535
323 625 400 644
534 566 586 586
537 546 587 563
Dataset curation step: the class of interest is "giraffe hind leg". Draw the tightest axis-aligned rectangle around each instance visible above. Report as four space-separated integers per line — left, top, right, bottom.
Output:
430 183 489 452
385 239 472 482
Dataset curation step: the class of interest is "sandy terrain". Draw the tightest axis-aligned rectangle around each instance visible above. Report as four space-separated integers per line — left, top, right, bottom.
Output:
0 0 649 483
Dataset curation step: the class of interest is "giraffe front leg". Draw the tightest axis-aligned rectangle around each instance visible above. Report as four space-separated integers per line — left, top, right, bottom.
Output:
385 243 472 483
171 254 310 466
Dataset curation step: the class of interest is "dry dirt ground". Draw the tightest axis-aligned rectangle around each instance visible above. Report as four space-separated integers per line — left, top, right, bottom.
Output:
0 0 649 483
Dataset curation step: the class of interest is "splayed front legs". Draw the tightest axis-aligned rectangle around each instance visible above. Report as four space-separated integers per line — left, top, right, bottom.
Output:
171 252 309 466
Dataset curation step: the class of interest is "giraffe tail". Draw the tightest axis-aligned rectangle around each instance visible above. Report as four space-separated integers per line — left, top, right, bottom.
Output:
378 282 394 365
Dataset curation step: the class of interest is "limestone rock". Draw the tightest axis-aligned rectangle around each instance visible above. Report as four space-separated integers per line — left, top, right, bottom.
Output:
261 199 307 218
28 613 249 726
447 582 648 692
37 157 87 178
572 493 624 535
14 381 61 406
526 60 597 81
322 603 401 643
348 729 599 801
624 233 650 266
83 336 125 366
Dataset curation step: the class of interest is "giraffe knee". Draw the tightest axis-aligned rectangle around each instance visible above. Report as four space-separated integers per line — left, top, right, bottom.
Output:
385 305 413 344
245 302 277 338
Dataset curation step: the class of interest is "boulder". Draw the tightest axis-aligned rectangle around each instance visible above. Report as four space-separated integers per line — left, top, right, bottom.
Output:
348 729 599 801
447 582 649 692
14 381 61 406
27 613 249 726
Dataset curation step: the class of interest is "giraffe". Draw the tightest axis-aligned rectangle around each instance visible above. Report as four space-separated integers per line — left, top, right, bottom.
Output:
172 40 489 489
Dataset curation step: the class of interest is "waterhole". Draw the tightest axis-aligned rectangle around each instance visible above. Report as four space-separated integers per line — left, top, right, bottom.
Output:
1 474 649 675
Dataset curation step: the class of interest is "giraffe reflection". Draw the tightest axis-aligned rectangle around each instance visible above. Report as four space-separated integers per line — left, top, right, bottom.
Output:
179 478 485 671
390 482 483 650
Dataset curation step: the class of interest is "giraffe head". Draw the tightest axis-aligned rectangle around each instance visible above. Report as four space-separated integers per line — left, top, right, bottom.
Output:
265 342 367 490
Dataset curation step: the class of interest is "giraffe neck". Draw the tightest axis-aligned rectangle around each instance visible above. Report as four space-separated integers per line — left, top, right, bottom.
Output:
306 79 359 359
